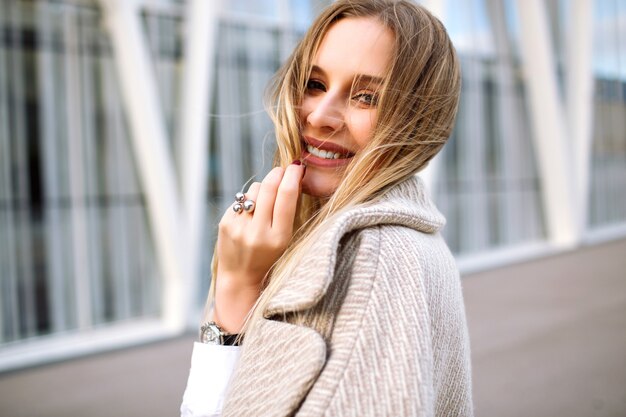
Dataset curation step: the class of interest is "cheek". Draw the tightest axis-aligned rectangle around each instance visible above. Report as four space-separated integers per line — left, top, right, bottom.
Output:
299 96 315 124
347 111 378 149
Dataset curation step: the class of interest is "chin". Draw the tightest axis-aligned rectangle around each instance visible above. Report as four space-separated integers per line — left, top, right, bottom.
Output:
302 183 333 199
301 172 339 199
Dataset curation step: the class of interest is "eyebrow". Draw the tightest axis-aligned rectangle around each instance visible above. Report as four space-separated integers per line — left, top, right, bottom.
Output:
310 65 385 87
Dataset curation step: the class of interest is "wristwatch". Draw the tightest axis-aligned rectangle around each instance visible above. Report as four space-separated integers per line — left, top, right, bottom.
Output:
200 321 241 346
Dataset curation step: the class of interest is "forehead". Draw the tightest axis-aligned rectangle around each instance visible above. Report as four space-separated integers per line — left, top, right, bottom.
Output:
313 17 395 80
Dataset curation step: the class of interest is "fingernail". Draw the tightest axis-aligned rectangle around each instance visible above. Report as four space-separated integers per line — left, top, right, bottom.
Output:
291 159 302 165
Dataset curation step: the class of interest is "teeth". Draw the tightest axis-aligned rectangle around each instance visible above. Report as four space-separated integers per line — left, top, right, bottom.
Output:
306 144 347 160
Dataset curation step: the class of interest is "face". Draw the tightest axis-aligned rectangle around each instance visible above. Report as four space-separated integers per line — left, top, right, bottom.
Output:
299 17 394 198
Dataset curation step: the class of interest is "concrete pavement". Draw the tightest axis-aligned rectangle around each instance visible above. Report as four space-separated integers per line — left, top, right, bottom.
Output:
1 238 625 417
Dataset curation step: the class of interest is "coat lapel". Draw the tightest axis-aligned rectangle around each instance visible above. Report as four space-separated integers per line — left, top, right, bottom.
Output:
221 175 445 416
221 319 326 417
264 175 445 318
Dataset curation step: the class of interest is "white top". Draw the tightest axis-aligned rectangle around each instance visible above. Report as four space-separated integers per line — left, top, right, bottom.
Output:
180 343 241 417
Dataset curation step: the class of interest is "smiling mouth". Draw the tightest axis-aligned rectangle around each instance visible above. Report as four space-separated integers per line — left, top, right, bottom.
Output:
302 137 355 161
305 143 353 160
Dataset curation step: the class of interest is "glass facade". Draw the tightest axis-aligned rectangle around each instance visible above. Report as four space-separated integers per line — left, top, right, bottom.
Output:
0 1 162 345
436 0 545 254
540 0 626 230
589 0 626 228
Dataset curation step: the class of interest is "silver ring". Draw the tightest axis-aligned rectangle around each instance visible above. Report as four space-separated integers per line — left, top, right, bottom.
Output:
243 199 255 212
232 192 246 214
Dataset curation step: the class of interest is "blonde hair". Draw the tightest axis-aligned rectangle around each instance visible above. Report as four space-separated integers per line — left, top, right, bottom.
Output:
209 0 461 335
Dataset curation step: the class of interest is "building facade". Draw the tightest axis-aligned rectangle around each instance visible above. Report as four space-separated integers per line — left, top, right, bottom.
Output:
0 0 625 371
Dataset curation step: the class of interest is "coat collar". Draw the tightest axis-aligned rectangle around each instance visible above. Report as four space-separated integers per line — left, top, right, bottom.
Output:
222 175 444 416
264 174 445 318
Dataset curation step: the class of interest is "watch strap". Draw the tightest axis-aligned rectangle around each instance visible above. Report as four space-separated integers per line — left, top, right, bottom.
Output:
221 333 241 346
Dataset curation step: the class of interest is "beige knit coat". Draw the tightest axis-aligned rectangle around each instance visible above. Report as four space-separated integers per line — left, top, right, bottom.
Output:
222 176 473 417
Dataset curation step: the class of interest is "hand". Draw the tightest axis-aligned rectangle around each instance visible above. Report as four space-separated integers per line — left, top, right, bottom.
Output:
213 163 305 332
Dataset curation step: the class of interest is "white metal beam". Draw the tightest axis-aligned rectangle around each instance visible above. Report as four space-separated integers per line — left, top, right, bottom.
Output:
63 9 92 330
516 0 578 246
566 0 594 236
416 0 446 193
99 0 187 330
418 0 446 21
178 0 222 324
486 0 528 245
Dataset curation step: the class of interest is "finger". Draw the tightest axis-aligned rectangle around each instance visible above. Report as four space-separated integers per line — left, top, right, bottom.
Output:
272 163 305 236
241 182 261 215
222 182 260 223
245 182 261 203
252 167 285 227
221 194 241 222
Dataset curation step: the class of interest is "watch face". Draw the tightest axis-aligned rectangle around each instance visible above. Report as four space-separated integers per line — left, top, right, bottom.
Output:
200 324 221 344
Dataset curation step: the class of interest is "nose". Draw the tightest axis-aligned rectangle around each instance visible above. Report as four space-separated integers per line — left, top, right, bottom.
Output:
305 93 345 132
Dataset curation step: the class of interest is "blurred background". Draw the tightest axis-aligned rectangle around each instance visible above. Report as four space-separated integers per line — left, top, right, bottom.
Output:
0 0 624 416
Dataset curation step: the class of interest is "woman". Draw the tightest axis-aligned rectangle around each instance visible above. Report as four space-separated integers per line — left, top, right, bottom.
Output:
181 0 472 416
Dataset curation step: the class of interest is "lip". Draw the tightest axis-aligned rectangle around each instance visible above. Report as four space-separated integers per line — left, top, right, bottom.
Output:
301 136 355 168
303 136 354 156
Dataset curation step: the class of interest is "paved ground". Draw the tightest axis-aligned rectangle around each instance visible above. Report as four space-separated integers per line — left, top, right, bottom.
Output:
0 238 625 417
464 238 626 417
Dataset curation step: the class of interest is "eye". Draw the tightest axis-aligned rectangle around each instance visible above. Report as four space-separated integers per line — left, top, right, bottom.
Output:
352 91 379 107
306 79 326 92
